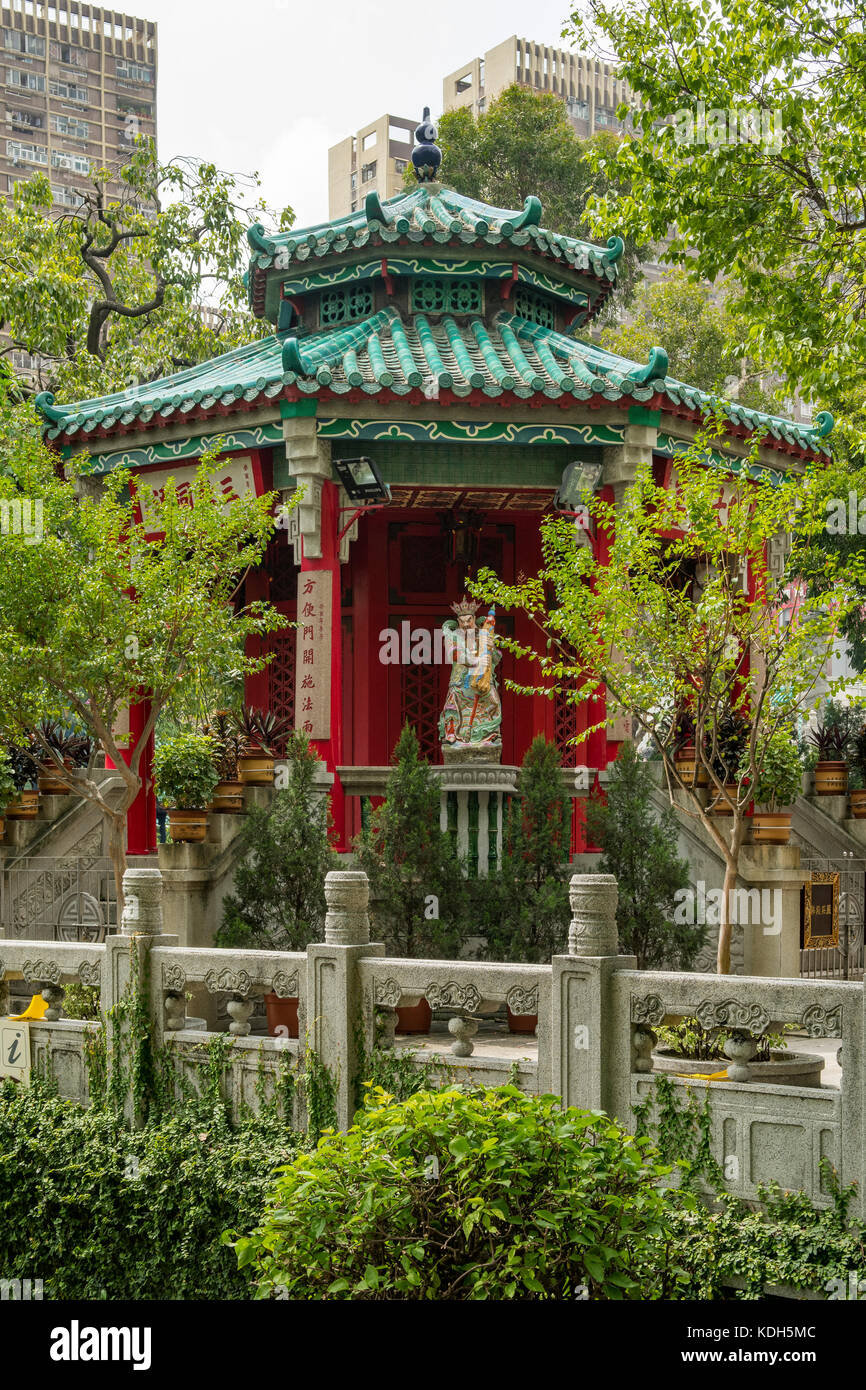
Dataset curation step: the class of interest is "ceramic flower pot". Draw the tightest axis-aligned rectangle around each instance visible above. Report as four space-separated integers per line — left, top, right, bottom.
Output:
264 992 299 1038
708 784 738 815
850 789 866 819
395 998 432 1035
814 760 848 795
5 790 39 819
37 758 75 795
506 1007 538 1034
238 742 274 786
210 779 245 813
168 807 208 843
674 745 709 787
749 811 791 844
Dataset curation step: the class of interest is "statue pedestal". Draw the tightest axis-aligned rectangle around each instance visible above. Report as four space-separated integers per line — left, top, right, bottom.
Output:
436 759 517 876
442 742 502 767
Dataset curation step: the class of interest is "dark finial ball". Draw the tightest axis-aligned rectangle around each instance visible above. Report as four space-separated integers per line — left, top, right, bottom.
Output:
412 106 441 182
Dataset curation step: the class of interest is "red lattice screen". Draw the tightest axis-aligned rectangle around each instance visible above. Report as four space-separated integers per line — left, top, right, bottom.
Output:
399 641 442 762
268 622 296 755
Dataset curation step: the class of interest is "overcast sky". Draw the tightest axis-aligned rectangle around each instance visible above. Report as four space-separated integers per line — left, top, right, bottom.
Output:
146 0 581 228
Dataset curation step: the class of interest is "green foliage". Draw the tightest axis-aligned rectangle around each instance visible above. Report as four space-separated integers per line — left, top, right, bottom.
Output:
0 142 292 399
565 0 866 415
62 982 101 1022
0 747 15 811
668 1166 866 1299
152 732 218 810
654 1018 789 1065
485 735 570 962
586 742 697 969
354 724 464 957
743 727 802 809
0 1077 301 1300
0 399 288 899
217 734 337 951
632 1074 725 1190
601 270 779 412
424 85 646 310
232 1085 690 1300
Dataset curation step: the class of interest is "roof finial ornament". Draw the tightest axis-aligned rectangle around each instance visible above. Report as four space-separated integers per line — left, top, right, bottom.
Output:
412 106 442 183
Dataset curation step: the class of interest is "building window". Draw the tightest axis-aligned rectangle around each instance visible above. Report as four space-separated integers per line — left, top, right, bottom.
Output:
6 139 48 166
320 285 374 326
361 161 377 183
49 79 88 103
7 69 45 92
513 286 556 329
388 122 411 143
116 59 153 83
350 171 357 190
50 41 87 67
51 114 89 139
3 28 44 56
362 131 376 151
393 158 407 174
455 71 472 94
51 150 91 174
52 183 84 208
8 108 44 131
411 278 482 315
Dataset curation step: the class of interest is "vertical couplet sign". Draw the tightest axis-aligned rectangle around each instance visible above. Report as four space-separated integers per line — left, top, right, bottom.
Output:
294 569 332 740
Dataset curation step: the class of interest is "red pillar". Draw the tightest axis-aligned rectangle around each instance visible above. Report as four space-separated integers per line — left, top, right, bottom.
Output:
302 480 346 848
125 695 156 855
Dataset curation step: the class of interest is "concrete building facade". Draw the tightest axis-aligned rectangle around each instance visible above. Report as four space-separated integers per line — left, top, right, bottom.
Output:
328 111 414 222
0 0 157 374
442 34 630 139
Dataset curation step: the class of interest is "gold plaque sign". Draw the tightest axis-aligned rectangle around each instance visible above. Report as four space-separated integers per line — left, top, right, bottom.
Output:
294 569 332 740
803 872 839 949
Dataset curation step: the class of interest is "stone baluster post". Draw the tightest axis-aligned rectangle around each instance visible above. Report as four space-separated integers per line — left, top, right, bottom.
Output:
306 869 384 1131
105 865 178 1126
550 873 633 1118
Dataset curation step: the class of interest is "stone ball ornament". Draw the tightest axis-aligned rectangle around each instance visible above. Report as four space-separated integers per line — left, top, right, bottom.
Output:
412 106 442 183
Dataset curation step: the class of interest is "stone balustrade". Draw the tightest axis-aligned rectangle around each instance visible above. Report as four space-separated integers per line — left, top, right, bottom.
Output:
0 864 862 1215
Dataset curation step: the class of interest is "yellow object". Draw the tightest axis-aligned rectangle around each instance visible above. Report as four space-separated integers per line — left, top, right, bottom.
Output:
675 1069 729 1082
9 993 48 1021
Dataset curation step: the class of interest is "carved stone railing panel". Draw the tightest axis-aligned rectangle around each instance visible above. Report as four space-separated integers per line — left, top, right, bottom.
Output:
150 947 306 1003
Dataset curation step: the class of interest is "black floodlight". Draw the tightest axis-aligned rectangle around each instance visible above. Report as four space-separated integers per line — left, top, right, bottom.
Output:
554 460 604 511
334 456 391 504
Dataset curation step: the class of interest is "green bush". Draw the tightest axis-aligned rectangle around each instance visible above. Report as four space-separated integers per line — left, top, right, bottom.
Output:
742 726 802 809
0 747 15 811
152 732 218 809
232 1084 690 1300
0 1078 302 1299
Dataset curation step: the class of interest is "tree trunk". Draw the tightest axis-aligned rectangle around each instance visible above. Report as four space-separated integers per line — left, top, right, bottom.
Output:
107 811 128 928
716 858 738 974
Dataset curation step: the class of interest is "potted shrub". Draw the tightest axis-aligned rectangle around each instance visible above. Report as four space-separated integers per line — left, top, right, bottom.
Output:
0 748 15 841
205 712 245 813
744 728 803 844
849 724 866 818
32 720 92 795
650 1016 824 1088
4 743 40 819
217 733 336 1038
810 718 850 795
233 706 291 785
152 733 219 843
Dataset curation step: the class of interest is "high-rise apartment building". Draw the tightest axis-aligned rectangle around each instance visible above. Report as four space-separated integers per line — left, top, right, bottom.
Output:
443 34 630 139
0 1 156 210
328 112 415 222
0 1 157 375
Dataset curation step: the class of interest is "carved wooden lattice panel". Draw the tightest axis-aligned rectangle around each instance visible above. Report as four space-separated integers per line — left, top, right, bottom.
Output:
554 684 580 767
401 654 441 762
268 623 296 753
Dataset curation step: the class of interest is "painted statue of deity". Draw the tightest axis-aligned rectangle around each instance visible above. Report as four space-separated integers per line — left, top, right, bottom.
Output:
438 597 502 755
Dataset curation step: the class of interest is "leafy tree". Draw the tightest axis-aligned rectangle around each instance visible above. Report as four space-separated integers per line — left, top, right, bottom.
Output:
586 741 698 969
217 734 337 951
232 1084 693 1300
476 424 865 972
486 736 571 962
565 0 866 415
600 270 780 413
0 395 287 904
0 139 293 399
410 85 647 308
354 724 463 958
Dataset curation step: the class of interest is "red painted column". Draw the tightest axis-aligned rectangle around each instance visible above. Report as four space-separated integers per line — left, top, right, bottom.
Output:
302 480 346 847
125 695 155 855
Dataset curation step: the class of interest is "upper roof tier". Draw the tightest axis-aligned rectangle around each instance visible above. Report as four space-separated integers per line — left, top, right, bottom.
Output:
245 184 625 326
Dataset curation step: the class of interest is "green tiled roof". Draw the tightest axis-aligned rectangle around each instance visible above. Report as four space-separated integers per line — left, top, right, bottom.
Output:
39 305 831 458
